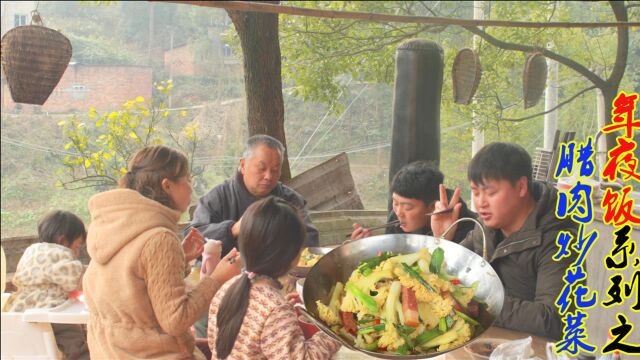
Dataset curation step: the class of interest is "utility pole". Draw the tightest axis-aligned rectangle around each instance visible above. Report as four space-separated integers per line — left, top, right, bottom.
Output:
471 1 484 157
470 0 484 211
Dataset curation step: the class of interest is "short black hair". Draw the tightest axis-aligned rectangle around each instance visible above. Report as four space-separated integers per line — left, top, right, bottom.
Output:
38 210 86 246
468 142 532 186
390 161 444 205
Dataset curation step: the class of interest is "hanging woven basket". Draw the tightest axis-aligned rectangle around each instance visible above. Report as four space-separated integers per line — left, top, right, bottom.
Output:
452 48 482 105
522 52 547 109
1 11 72 105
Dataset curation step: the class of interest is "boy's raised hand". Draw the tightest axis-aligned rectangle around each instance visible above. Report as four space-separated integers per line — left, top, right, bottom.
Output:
431 184 462 241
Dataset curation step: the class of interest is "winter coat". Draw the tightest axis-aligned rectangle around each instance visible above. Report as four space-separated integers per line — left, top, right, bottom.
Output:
3 243 83 312
83 188 219 359
460 181 578 340
186 171 319 256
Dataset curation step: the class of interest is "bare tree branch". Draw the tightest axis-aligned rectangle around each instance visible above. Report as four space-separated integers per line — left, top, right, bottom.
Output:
501 86 596 122
61 175 118 190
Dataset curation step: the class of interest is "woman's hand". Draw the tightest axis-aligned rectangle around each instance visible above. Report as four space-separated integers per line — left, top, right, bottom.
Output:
210 248 242 284
182 228 205 263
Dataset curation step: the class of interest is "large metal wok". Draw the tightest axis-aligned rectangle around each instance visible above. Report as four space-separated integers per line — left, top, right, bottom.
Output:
297 233 504 359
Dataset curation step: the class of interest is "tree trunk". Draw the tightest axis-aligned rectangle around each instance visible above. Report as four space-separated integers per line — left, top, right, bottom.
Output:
227 2 291 181
601 1 629 153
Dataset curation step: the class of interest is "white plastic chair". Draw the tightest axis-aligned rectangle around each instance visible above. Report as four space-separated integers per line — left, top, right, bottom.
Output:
1 298 88 360
0 304 62 359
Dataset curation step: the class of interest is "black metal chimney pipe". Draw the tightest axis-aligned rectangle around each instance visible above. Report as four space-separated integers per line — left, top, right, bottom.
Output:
388 40 444 209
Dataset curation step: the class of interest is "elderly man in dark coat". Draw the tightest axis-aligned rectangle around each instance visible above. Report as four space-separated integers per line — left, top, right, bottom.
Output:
185 134 319 257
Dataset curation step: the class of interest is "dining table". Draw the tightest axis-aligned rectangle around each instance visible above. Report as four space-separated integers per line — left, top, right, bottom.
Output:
333 326 553 359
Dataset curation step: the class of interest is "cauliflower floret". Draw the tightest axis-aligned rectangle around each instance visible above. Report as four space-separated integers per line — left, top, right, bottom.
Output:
347 269 366 284
339 285 378 316
373 282 390 307
437 320 471 351
432 274 453 293
452 285 475 307
316 301 341 326
377 323 405 351
339 288 361 313
380 259 396 272
428 293 454 319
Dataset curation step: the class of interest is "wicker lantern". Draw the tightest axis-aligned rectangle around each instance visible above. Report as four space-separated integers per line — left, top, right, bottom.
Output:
1 11 72 105
523 52 547 109
451 48 482 105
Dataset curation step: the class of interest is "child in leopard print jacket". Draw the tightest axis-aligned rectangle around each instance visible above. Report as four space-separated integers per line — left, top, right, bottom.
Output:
3 210 89 360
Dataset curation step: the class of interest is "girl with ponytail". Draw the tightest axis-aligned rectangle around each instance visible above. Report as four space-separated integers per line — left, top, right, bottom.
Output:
208 196 341 359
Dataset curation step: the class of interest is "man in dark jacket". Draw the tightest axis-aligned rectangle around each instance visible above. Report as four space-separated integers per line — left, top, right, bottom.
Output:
185 134 319 257
432 142 578 341
350 161 476 243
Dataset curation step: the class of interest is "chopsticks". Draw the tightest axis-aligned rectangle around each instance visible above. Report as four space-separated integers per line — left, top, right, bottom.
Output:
344 208 454 239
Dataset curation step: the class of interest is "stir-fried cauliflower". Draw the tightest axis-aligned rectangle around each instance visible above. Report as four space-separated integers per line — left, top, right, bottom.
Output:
437 320 471 351
316 301 341 326
377 323 405 351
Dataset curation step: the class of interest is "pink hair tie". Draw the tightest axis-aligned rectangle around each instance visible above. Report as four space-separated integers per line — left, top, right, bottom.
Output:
245 271 256 280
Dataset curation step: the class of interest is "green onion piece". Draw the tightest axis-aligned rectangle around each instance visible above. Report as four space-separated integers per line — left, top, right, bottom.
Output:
363 340 379 351
346 282 378 313
401 263 436 293
394 324 416 351
357 323 386 334
438 317 448 332
357 251 394 275
455 309 481 327
415 328 443 346
357 314 378 324
445 315 455 329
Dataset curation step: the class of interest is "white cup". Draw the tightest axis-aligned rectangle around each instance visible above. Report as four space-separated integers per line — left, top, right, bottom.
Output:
296 278 305 300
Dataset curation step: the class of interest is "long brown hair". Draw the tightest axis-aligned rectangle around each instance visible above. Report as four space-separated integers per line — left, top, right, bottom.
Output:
215 196 306 358
118 145 189 209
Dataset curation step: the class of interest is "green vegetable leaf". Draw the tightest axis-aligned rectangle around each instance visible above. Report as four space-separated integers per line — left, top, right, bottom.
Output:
430 248 444 274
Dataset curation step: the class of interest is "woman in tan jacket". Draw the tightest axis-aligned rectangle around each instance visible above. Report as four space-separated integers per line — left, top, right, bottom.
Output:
83 145 241 359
